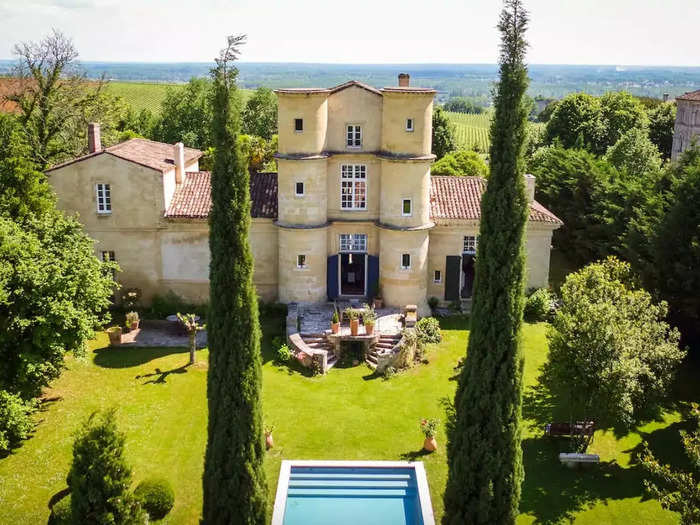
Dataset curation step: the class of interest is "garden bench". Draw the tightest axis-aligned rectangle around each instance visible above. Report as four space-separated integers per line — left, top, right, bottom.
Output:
559 453 600 467
545 421 595 437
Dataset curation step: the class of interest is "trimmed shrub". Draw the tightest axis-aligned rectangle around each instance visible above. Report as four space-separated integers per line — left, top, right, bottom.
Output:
0 390 35 453
277 344 292 363
427 297 439 313
134 477 175 521
524 288 553 322
48 495 72 525
416 317 442 344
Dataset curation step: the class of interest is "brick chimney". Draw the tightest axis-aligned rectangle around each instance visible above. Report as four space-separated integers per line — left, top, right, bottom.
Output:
88 122 101 153
524 173 535 203
174 142 185 184
663 93 670 102
398 73 410 87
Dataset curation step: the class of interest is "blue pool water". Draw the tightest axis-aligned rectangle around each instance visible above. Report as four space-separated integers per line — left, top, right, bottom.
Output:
282 466 423 525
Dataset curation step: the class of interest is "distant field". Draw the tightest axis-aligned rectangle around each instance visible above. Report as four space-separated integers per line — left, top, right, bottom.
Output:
105 81 254 113
446 111 492 151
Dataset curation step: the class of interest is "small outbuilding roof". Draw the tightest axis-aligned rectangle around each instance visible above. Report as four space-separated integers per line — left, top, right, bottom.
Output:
46 138 203 173
274 80 435 96
165 171 278 219
429 176 562 224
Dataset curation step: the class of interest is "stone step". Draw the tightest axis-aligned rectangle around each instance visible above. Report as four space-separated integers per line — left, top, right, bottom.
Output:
366 353 378 364
327 355 338 370
365 359 377 370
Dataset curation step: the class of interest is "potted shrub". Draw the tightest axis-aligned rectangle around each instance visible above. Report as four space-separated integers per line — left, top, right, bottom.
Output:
364 308 376 336
265 424 274 450
373 285 384 309
331 309 340 334
420 418 440 452
345 308 360 336
125 311 140 332
107 326 123 346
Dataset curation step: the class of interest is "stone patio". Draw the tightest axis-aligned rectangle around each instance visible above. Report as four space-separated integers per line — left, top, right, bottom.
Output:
296 302 403 335
116 320 208 348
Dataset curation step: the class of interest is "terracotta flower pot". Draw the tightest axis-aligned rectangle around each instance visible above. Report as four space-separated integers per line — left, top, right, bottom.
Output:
107 327 123 346
130 320 140 331
331 322 340 334
373 298 383 309
423 436 438 452
365 323 374 336
350 319 359 336
265 432 274 450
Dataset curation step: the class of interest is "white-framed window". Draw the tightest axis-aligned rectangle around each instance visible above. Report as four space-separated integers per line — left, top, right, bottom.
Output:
406 118 414 132
341 165 367 210
463 235 478 254
297 254 307 269
434 270 442 283
339 233 367 253
101 250 115 262
402 198 412 216
295 182 305 196
401 253 411 270
96 183 111 214
346 124 362 148
294 118 303 132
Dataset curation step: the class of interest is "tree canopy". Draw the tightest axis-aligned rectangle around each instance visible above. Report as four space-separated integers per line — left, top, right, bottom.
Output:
443 97 485 114
152 78 213 150
431 149 488 177
432 106 457 160
242 87 278 139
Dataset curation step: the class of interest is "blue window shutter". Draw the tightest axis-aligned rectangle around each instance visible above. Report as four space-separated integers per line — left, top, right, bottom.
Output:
444 256 461 301
327 255 339 300
367 255 379 298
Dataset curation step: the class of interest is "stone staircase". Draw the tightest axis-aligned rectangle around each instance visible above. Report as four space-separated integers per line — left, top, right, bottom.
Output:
299 333 338 370
365 333 402 370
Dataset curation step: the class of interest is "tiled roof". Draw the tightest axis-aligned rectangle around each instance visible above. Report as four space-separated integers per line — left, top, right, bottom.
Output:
275 80 432 96
676 89 700 102
429 176 562 225
165 171 278 219
380 86 437 94
46 138 202 173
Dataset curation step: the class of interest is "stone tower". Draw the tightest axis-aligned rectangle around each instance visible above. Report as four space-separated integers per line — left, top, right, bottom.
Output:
672 89 700 160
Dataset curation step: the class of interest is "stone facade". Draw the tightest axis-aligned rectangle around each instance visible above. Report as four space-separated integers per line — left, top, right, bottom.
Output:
672 91 700 160
47 76 562 312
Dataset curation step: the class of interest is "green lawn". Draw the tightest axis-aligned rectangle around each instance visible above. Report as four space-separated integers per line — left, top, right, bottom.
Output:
0 315 691 523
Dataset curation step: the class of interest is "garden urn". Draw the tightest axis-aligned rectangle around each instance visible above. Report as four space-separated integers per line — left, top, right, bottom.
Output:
107 327 123 346
350 319 359 336
365 323 374 336
423 437 437 452
331 322 340 334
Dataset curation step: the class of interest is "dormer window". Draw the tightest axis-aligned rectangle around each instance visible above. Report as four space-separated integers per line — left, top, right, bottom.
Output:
346 125 362 148
406 118 414 132
96 183 111 214
294 118 304 133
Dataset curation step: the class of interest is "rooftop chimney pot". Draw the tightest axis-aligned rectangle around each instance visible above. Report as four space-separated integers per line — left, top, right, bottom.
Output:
88 122 101 153
398 73 410 87
174 142 185 185
524 173 536 203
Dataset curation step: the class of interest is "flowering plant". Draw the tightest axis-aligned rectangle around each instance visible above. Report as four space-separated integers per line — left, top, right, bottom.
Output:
420 418 440 438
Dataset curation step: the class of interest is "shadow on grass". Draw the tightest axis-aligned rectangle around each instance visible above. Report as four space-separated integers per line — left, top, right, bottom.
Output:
47 487 70 510
399 448 433 461
92 346 188 369
136 364 191 384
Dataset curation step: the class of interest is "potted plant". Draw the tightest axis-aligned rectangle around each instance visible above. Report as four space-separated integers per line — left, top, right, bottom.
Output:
107 326 123 346
420 418 440 452
125 311 140 332
373 284 384 309
345 308 360 336
331 309 340 334
364 308 376 336
264 424 274 450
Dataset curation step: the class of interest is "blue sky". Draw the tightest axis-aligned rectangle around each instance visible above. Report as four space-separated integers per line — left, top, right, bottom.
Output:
0 0 697 65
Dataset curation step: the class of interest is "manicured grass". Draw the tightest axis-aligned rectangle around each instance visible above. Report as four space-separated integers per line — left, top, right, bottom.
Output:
0 315 690 523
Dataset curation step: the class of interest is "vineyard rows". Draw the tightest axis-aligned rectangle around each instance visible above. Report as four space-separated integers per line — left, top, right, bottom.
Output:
445 111 492 152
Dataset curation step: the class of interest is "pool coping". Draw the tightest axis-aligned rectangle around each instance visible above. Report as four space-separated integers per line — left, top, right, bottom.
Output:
271 459 435 525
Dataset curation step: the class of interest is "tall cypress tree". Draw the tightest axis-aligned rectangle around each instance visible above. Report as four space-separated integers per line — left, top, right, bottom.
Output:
202 34 267 524
443 2 530 523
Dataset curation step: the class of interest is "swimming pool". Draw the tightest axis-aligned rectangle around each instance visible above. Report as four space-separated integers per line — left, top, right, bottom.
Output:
271 460 434 525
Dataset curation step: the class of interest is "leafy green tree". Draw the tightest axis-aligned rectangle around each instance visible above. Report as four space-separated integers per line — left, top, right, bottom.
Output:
545 93 605 152
432 106 457 160
528 145 614 264
641 404 700 525
431 149 488 177
153 78 213 149
537 100 558 122
0 389 35 453
543 257 684 429
648 102 677 159
443 97 484 114
599 91 649 149
242 87 278 139
444 1 530 522
202 34 267 524
605 127 662 176
68 409 147 524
